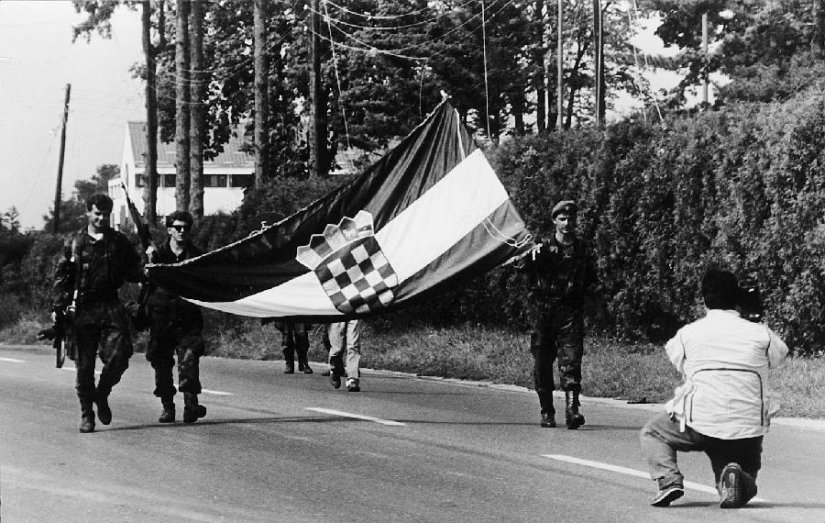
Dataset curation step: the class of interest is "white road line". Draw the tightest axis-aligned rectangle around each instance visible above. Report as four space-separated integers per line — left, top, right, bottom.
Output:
0 357 25 363
60 367 100 375
306 407 406 426
199 388 233 396
542 454 767 502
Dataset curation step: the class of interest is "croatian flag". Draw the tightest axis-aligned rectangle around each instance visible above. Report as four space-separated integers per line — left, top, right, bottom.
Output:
146 101 532 319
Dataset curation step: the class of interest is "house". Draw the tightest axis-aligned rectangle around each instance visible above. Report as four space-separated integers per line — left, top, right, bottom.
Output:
109 122 253 228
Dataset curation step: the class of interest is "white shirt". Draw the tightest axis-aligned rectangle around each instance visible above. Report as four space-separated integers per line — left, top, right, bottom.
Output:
664 309 789 439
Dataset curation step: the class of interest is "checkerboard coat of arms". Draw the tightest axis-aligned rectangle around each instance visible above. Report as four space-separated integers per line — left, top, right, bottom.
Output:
296 210 398 314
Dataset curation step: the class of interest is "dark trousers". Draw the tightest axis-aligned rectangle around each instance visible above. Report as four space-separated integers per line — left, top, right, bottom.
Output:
278 322 310 363
640 412 763 489
530 304 584 412
147 307 204 399
73 300 133 404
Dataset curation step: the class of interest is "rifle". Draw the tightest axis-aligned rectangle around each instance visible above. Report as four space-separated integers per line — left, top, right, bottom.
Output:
40 248 79 368
121 181 153 331
38 307 75 368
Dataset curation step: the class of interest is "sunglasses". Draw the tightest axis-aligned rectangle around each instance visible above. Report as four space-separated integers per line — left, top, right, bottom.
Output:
171 224 190 232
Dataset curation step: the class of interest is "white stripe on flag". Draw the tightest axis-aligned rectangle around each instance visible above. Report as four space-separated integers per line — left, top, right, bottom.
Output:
375 149 509 281
188 149 510 317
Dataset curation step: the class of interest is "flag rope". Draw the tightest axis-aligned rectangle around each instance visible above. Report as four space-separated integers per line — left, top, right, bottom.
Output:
481 216 533 249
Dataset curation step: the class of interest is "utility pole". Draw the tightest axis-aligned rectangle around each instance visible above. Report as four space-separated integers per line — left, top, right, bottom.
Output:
702 11 708 107
557 0 564 130
53 83 71 234
309 0 326 177
253 0 269 187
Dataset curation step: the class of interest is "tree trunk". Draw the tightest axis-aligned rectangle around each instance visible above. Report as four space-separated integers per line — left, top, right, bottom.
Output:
253 0 270 187
593 0 605 125
189 0 204 218
175 0 190 212
142 0 158 225
533 0 546 134
309 0 327 177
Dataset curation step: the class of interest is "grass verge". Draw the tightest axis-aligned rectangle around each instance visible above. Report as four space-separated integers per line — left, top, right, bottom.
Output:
4 316 824 418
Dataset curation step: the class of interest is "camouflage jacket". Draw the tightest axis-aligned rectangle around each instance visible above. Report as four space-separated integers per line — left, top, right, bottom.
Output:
52 228 143 310
522 235 597 306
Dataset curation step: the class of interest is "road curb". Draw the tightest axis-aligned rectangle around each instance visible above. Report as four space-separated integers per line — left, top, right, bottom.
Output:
361 366 825 432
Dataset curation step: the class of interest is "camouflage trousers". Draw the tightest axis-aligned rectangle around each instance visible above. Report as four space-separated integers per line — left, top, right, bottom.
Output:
72 300 134 404
530 303 584 413
146 306 205 399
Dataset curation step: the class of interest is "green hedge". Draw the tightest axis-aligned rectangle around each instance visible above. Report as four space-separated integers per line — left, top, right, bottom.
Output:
486 89 825 355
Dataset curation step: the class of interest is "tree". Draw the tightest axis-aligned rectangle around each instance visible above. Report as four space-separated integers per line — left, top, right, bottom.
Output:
253 0 270 186
1 208 21 234
175 0 191 211
643 0 825 105
189 0 205 218
73 1 166 224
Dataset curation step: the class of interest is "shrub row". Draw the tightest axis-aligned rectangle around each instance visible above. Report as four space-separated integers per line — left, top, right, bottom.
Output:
7 89 825 355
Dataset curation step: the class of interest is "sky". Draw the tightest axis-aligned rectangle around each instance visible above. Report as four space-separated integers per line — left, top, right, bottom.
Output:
0 1 144 230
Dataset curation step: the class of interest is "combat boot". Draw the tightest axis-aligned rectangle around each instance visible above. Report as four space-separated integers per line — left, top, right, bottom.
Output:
158 398 176 423
298 357 313 374
283 360 295 374
565 390 585 430
79 402 95 433
95 389 112 426
540 409 556 428
183 392 207 423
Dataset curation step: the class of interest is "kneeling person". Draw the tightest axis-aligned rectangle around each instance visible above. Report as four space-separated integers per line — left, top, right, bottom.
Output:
640 268 788 508
146 211 208 423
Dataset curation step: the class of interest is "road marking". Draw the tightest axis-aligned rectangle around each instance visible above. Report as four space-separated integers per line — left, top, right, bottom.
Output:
306 407 406 426
200 388 233 396
0 357 25 363
542 454 767 502
60 367 101 376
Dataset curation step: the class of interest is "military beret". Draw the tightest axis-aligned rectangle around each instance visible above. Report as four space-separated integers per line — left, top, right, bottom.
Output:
551 200 577 218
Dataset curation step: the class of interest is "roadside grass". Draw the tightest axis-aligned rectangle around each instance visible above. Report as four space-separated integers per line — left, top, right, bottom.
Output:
5 315 824 418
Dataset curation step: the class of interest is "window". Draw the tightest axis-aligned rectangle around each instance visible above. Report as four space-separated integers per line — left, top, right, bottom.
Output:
230 174 252 188
163 175 176 188
204 175 228 188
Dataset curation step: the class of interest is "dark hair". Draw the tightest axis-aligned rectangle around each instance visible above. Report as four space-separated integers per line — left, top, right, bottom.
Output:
86 193 113 213
701 268 739 310
165 210 194 228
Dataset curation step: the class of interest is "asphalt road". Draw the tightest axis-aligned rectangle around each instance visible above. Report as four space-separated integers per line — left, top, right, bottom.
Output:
1 344 824 522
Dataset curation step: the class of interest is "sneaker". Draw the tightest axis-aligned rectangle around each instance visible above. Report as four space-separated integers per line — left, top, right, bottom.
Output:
719 463 747 508
79 415 95 434
346 378 360 392
651 485 684 507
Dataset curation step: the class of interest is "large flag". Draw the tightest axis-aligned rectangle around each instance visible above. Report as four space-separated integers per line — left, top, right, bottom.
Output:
146 100 532 319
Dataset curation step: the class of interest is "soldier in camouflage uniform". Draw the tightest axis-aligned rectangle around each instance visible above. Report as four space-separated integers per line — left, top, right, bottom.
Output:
521 200 597 429
145 211 208 424
52 193 143 433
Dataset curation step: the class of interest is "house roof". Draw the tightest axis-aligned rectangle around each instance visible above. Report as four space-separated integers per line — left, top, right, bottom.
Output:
128 121 254 169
